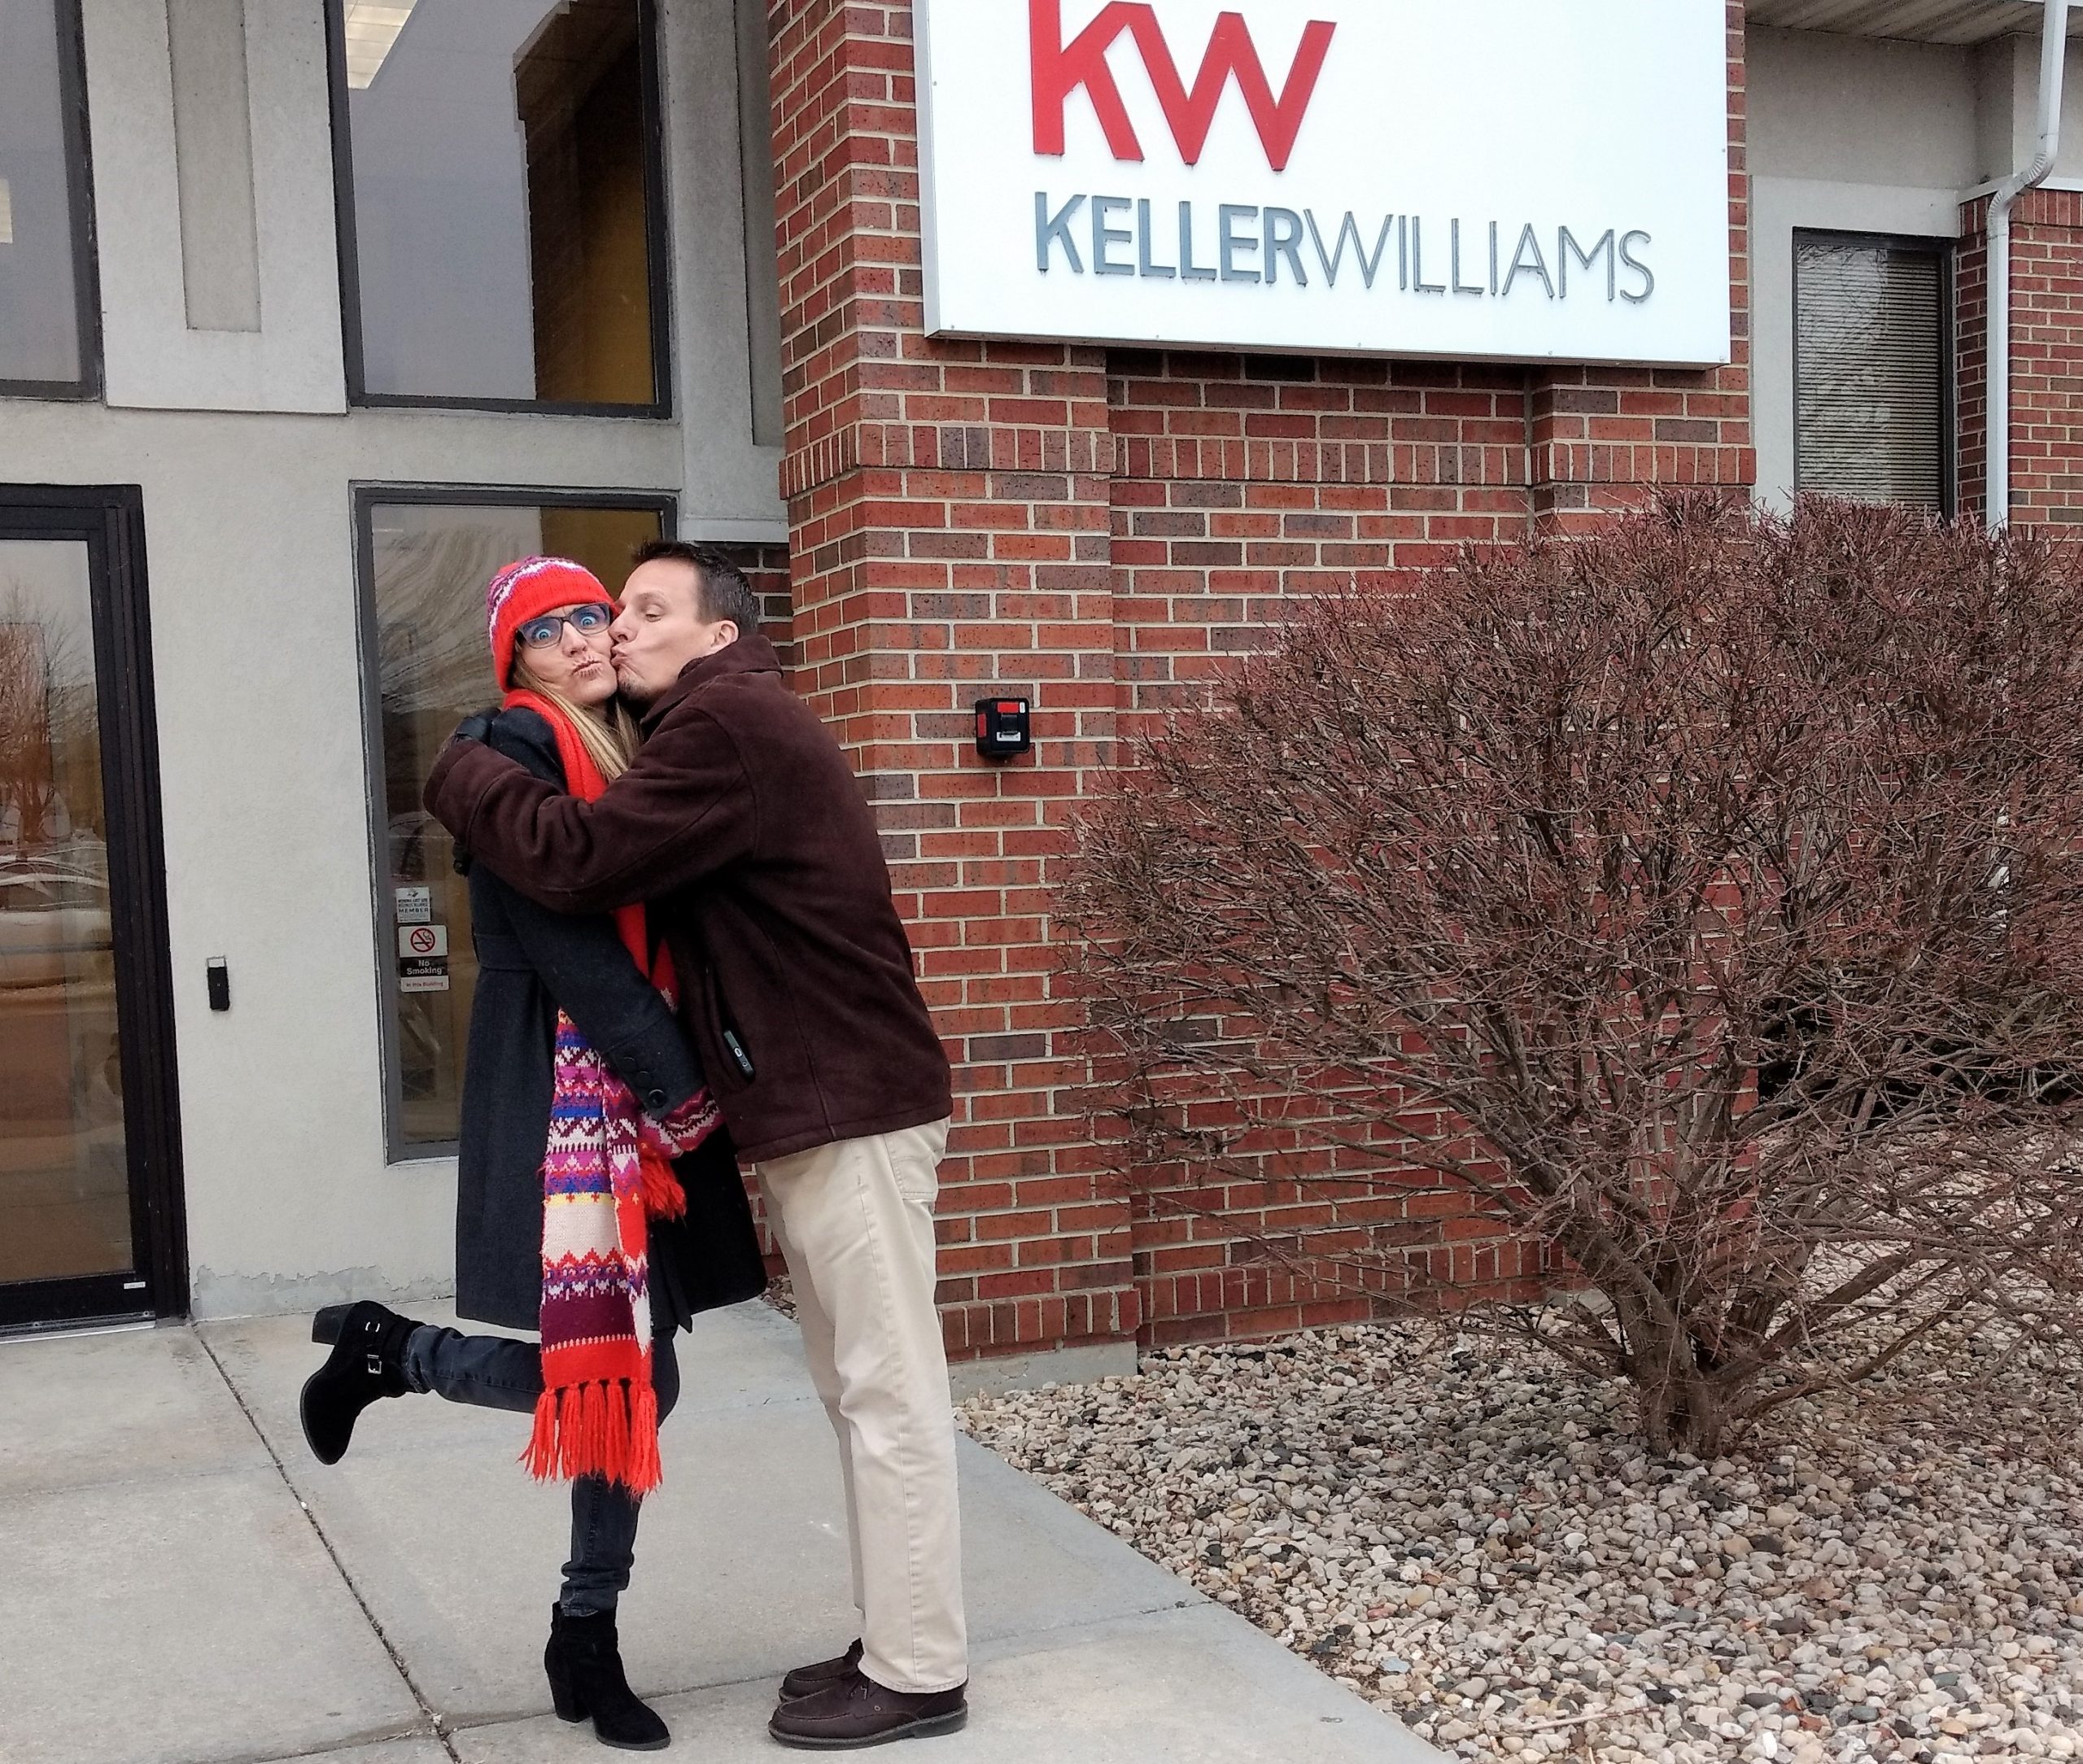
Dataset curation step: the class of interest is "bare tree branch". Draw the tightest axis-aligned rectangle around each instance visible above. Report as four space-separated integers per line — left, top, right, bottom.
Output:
1068 496 2083 1455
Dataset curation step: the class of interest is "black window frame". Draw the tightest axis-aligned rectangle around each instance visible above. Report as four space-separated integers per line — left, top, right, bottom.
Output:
1792 227 1956 519
351 482 678 1164
0 0 105 403
322 0 676 419
0 485 186 1333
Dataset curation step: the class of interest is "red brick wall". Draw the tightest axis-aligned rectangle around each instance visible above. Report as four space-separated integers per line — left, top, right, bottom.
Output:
1109 352 1530 720
769 0 1136 1362
1959 188 2083 527
1958 200 1992 525
1106 353 1539 1345
764 0 1755 1361
714 543 795 657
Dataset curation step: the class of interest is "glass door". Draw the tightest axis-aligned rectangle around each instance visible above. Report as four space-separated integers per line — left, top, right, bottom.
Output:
0 489 183 1330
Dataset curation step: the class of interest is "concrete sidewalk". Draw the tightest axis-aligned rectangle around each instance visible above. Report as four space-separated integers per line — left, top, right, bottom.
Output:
0 1299 1443 1764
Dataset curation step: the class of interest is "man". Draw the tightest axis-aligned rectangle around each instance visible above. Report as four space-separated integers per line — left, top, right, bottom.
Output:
423 541 967 1750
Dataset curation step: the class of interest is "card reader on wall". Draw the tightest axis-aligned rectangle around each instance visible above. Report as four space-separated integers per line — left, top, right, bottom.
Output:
975 697 1032 762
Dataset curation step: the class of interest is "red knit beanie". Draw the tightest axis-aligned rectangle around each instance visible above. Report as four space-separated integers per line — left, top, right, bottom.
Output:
485 557 615 688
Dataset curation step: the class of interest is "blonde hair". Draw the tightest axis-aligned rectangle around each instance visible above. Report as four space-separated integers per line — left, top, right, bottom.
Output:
513 660 641 782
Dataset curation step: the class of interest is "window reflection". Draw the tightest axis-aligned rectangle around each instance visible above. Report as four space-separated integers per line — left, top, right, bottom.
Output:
0 0 90 388
368 500 666 1149
338 0 663 407
0 539 129 1283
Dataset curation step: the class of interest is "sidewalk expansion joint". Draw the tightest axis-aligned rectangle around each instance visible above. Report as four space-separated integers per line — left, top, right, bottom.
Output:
194 1329 465 1764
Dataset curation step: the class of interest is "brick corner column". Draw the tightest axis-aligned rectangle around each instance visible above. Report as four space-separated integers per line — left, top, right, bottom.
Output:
1956 194 1992 527
1959 186 2083 530
766 0 1139 1368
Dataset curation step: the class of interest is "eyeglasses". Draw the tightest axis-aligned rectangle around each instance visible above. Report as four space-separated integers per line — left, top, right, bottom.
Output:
516 604 614 650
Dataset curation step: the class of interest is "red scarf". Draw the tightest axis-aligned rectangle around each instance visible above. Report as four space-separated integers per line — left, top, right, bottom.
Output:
506 690 683 1492
504 690 676 1025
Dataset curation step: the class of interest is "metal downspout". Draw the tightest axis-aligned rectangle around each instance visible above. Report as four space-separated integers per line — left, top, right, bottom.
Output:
1988 0 2073 527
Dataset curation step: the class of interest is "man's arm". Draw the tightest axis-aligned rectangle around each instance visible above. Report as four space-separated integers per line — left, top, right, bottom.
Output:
471 714 705 1109
426 707 756 914
493 882 706 1114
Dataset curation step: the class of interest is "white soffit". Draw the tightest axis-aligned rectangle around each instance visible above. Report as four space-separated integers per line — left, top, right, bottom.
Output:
1748 0 2083 44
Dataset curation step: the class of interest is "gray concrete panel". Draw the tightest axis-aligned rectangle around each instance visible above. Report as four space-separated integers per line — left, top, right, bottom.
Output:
0 1318 1442 1764
257 1744 448 1764
207 1305 1200 1725
0 1468 421 1764
0 1323 269 1498
948 1338 1142 1399
209 1304 863 1721
239 1404 1208 1726
83 0 346 409
451 1605 1439 1764
255 1409 853 1724
166 0 263 333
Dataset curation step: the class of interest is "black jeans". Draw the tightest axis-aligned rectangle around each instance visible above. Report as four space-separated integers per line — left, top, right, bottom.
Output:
402 1325 681 1618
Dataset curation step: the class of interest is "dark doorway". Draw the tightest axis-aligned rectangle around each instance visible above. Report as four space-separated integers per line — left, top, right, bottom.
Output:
0 487 184 1330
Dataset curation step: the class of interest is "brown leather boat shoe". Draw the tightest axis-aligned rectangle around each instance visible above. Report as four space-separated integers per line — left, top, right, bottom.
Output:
766 1669 967 1749
779 1639 864 1701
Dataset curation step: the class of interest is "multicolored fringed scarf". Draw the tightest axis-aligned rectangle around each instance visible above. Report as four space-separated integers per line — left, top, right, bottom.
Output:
504 686 686 1495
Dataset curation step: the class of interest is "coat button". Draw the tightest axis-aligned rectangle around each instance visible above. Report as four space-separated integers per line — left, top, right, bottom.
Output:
648 1089 669 1109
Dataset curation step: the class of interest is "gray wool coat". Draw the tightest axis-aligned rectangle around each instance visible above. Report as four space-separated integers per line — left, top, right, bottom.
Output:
452 708 765 1333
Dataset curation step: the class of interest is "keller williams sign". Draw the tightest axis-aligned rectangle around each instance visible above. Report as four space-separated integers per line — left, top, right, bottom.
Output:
915 0 1733 367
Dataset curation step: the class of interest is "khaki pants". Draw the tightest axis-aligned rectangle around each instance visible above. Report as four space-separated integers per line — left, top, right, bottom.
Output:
751 1118 967 1693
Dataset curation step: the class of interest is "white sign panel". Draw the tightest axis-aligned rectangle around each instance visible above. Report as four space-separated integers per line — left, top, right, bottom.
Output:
916 1 1732 367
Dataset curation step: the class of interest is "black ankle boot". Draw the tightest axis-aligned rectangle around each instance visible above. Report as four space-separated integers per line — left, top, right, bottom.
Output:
299 1300 420 1465
545 1605 670 1751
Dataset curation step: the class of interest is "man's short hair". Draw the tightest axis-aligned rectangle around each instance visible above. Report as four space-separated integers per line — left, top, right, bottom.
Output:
631 539 762 634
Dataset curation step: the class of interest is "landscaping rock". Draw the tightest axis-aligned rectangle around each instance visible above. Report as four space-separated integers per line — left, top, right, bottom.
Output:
961 1317 2083 1764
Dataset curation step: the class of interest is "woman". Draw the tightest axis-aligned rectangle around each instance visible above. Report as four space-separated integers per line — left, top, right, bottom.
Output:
299 556 765 1753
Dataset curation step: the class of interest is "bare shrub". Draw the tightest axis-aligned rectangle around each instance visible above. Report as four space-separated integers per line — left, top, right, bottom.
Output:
1068 496 2083 1456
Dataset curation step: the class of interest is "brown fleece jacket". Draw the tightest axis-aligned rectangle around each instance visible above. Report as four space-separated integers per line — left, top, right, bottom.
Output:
424 635 951 1164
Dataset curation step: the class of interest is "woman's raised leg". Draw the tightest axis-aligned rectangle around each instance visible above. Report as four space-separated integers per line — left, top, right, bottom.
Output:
399 1325 544 1413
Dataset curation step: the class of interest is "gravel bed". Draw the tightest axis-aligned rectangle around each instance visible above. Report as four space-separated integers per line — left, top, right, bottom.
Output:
959 1319 2083 1764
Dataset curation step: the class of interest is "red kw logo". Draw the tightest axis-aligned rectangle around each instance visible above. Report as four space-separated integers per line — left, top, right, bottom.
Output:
1030 0 1337 173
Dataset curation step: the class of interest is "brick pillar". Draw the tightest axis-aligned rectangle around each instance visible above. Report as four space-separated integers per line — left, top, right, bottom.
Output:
1957 198 1992 525
762 0 1758 1358
1961 186 2083 528
1527 0 1754 526
766 0 1138 1365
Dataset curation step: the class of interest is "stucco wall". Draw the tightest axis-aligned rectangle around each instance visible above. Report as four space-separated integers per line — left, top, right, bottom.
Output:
0 0 784 1317
1748 25 2083 509
1748 26 1982 509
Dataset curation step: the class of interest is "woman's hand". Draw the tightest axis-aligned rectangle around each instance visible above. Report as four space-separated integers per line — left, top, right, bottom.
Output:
639 1089 722 1159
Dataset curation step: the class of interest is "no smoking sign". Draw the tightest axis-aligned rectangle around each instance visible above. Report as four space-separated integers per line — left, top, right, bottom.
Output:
397 923 449 959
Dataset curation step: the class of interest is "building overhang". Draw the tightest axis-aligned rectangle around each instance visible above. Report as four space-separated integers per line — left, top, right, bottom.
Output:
1748 0 2083 43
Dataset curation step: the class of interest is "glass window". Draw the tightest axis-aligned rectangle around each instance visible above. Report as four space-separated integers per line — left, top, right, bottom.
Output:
365 497 668 1152
334 0 666 408
0 0 93 391
0 539 128 1283
1795 233 1950 512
